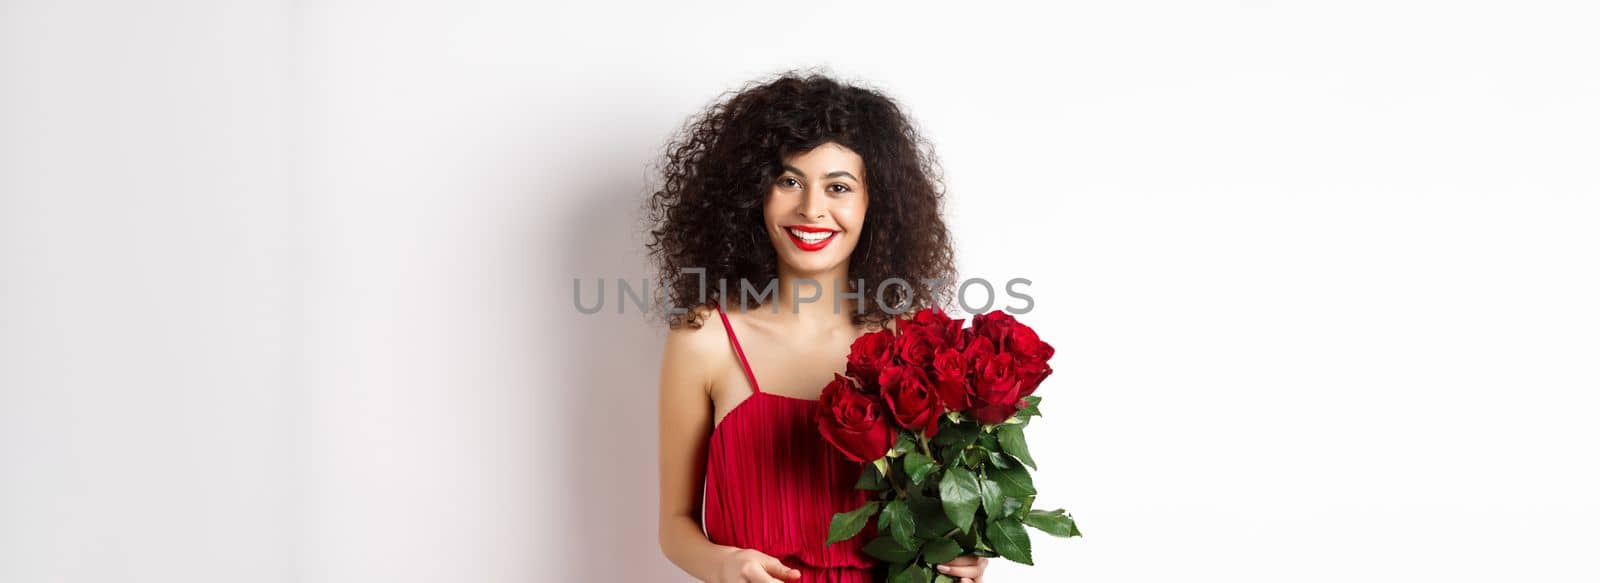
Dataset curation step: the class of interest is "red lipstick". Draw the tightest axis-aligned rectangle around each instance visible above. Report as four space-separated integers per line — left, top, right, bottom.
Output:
782 225 840 252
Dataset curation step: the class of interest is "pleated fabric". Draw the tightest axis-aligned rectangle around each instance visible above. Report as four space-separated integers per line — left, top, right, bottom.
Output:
702 302 884 582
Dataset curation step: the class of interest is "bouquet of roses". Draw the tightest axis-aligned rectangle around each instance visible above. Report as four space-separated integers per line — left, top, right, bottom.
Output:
815 307 1081 583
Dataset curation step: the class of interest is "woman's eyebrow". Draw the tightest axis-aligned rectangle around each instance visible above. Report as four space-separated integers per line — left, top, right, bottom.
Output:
782 165 859 181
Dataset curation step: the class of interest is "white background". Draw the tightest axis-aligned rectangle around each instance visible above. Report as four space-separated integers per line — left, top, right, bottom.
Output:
3 1 1597 582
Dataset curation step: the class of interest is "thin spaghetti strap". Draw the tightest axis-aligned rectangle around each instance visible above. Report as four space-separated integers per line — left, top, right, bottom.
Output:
713 300 763 394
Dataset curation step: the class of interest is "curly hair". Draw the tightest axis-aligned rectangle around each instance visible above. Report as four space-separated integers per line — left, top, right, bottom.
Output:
644 69 957 329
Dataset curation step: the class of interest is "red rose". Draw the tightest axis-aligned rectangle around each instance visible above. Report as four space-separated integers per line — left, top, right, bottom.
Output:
904 307 965 348
969 351 1023 425
971 310 1018 351
816 373 896 463
1005 318 1053 362
1015 360 1052 398
961 334 996 365
973 311 1055 397
1006 322 1054 396
878 365 942 439
930 347 969 411
892 324 944 368
846 329 896 393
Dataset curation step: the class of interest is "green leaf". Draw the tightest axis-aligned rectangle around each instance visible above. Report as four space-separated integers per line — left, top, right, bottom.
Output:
987 449 1014 469
863 534 919 563
873 457 891 478
999 496 1025 519
939 443 966 465
962 447 987 468
855 463 888 491
825 500 881 545
978 477 1004 518
933 575 956 583
973 528 994 553
931 421 977 448
892 431 918 457
887 563 906 583
990 464 1036 497
995 424 1037 469
920 536 964 564
879 499 916 549
951 523 979 550
910 496 957 539
987 517 1033 565
1017 396 1042 418
976 432 1000 452
938 466 982 532
889 562 932 583
1023 509 1083 538
904 450 938 486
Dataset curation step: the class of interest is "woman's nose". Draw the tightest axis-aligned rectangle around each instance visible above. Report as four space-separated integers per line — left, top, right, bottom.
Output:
797 189 825 219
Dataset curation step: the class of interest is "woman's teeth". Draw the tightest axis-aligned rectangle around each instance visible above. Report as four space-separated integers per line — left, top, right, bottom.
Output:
787 228 836 242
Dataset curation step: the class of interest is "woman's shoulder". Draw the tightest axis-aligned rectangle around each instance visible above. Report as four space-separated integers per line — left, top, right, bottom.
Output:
659 302 733 402
662 302 728 357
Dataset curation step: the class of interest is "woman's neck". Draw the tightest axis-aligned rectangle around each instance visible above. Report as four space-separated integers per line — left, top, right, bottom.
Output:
760 263 860 330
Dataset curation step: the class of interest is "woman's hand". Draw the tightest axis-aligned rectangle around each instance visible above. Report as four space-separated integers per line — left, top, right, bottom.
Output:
935 555 989 583
712 547 803 583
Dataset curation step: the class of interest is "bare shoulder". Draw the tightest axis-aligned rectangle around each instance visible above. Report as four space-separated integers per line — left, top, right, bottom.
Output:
664 303 726 351
659 303 729 393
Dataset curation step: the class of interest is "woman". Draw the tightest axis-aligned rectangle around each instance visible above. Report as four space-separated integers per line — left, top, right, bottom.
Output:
651 71 990 583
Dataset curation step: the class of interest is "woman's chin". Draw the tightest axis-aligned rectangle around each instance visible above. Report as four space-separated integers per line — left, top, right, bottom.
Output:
778 254 849 278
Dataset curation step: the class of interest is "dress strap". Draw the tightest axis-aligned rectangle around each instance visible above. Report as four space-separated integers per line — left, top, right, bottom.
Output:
713 300 763 394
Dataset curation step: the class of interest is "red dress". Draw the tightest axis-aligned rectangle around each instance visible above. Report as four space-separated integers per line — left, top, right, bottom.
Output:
702 302 885 582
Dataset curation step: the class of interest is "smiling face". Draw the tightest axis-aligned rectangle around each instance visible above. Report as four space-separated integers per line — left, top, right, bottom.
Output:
763 142 870 277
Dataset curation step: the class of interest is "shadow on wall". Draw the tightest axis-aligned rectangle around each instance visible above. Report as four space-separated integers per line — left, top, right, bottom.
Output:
552 175 684 580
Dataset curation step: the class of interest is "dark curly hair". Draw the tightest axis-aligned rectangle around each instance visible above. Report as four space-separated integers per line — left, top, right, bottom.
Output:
644 69 957 329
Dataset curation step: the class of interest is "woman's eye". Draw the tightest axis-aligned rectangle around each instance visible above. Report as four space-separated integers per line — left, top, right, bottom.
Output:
780 177 800 188
829 184 851 193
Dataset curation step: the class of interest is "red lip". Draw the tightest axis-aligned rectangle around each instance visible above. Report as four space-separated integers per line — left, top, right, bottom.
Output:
784 224 839 234
781 225 839 252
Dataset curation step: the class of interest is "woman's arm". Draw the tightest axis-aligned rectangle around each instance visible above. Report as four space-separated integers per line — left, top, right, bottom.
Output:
657 310 739 580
